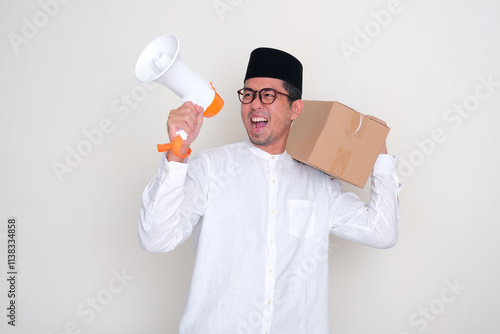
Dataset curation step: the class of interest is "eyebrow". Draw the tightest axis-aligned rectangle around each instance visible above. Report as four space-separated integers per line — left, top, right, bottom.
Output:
243 87 274 91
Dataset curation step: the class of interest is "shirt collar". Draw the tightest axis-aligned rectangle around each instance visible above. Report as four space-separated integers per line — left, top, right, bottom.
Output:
244 139 291 161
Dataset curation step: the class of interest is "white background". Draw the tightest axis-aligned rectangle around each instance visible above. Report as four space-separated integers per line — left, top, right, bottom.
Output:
1 0 499 333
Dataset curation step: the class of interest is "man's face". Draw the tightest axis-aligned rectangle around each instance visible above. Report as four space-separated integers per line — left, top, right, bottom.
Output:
240 77 302 154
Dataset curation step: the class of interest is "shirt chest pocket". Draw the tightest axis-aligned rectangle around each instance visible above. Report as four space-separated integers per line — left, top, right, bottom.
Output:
288 199 315 239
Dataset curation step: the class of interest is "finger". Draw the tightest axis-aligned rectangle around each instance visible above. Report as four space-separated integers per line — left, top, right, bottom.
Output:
169 115 196 136
194 104 204 115
168 104 198 127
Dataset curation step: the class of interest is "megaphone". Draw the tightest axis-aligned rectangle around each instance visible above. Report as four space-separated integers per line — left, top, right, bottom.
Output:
135 34 224 157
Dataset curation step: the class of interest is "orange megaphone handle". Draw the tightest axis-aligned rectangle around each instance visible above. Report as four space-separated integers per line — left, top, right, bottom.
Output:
157 135 192 158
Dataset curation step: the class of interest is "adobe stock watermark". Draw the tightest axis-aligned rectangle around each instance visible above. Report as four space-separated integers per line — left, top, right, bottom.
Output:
213 0 243 21
236 238 341 333
51 81 158 182
397 73 499 183
6 0 73 54
281 238 341 290
48 268 134 334
399 278 467 333
207 160 243 200
340 0 412 63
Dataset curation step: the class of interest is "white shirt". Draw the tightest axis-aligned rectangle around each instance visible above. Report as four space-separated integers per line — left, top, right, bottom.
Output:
138 140 401 334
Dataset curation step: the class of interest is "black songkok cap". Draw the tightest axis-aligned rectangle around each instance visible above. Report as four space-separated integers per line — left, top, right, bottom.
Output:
244 47 303 94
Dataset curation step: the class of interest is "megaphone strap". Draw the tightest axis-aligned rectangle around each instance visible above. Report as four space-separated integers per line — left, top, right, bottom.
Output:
157 135 191 158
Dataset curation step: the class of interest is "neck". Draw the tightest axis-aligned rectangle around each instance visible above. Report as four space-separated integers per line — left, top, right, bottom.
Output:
249 140 287 155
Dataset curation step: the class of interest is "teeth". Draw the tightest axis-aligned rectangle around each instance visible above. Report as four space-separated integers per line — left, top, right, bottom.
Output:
252 117 268 122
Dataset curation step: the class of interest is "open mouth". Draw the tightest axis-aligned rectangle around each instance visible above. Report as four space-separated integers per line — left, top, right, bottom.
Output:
251 117 268 131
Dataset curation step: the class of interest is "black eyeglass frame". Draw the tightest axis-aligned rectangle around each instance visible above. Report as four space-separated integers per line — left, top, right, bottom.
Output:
237 88 298 105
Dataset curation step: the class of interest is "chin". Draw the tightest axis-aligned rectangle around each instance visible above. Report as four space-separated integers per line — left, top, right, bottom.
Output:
248 134 273 147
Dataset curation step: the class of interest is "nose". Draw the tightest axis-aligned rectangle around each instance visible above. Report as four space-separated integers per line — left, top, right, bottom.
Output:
249 93 265 110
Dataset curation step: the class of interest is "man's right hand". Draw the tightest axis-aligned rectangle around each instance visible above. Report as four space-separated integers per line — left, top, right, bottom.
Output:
166 102 204 162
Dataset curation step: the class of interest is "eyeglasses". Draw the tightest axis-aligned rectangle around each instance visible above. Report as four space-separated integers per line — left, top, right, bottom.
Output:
237 88 297 105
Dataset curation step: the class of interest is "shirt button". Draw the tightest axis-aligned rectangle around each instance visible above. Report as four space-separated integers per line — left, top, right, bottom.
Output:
271 156 275 160
272 179 276 184
271 209 275 214
268 269 273 273
164 169 168 173
267 300 272 305
269 239 274 243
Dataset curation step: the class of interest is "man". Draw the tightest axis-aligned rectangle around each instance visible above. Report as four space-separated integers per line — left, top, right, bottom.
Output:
138 47 401 333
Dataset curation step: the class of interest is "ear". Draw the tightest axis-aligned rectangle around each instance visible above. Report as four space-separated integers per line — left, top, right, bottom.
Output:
290 99 303 121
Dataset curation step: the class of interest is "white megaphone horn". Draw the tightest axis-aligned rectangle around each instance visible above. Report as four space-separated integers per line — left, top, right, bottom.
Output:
135 34 224 156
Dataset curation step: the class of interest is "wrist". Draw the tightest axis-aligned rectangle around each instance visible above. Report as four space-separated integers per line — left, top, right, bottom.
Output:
165 141 191 162
158 134 192 161
166 150 187 163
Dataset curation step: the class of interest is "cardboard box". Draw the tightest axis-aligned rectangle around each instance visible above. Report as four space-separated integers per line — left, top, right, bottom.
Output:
286 100 390 188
